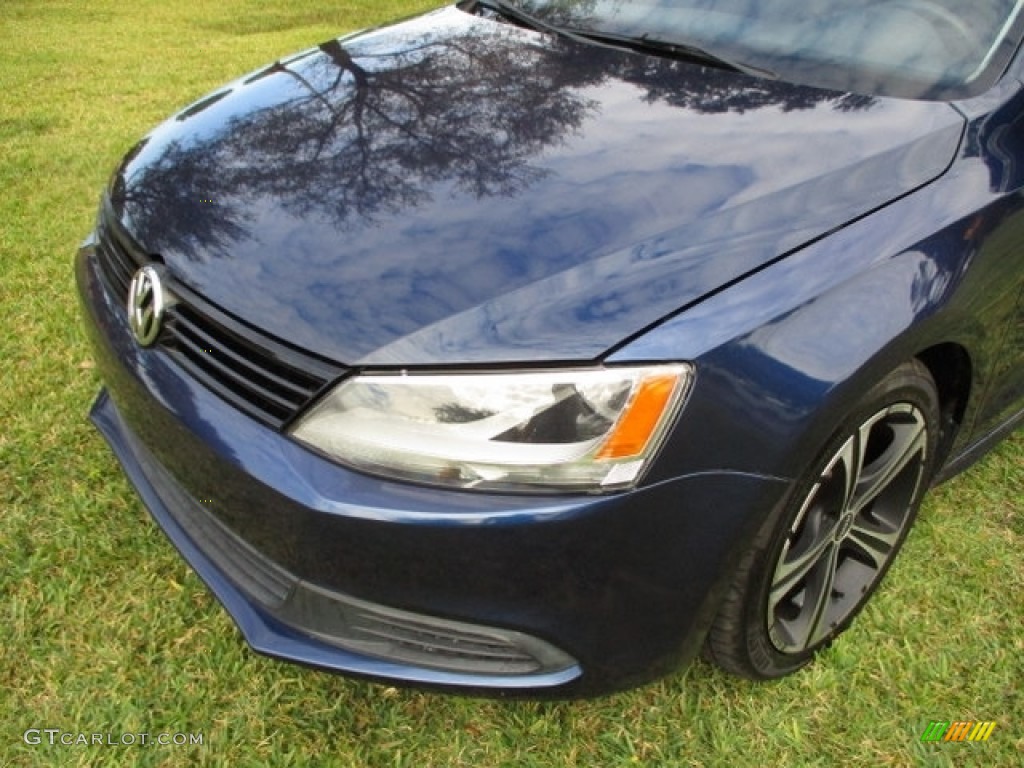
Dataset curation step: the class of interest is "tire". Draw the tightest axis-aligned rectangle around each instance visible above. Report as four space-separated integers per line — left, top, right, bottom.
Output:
705 360 941 679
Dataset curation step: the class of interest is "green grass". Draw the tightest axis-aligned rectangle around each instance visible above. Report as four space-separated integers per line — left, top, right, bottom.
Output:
1 1 1022 766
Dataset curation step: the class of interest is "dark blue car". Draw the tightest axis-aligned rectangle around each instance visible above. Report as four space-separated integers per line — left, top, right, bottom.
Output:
77 0 1024 695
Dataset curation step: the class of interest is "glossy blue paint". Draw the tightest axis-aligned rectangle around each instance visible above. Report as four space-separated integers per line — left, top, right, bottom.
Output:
77 2 1024 694
109 7 963 366
614 77 1024 481
77 245 788 695
90 390 585 692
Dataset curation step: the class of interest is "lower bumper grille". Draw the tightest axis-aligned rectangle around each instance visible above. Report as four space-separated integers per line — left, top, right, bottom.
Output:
124 417 575 678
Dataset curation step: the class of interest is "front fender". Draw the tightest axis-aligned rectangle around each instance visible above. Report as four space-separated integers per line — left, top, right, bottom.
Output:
610 181 1017 484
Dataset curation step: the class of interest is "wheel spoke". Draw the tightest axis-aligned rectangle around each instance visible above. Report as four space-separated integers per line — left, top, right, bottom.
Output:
844 516 900 570
850 409 926 513
803 541 841 649
835 434 862 512
769 524 834 608
768 484 838 611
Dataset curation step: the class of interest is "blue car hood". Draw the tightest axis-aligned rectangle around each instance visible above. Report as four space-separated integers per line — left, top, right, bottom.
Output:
109 6 965 366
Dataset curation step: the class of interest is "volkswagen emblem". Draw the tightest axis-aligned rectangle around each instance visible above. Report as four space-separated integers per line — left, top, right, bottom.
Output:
127 265 172 347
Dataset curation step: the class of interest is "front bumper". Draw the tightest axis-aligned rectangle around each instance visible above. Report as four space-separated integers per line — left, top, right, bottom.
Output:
77 238 789 696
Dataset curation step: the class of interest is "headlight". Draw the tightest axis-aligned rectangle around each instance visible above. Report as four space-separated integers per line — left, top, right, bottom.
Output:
289 365 693 492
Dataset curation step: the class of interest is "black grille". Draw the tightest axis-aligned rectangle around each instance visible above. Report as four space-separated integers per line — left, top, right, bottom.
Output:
348 609 543 674
95 207 147 301
94 205 344 428
161 291 342 428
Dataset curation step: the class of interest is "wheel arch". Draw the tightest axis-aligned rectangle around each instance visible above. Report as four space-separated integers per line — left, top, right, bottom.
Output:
914 342 973 471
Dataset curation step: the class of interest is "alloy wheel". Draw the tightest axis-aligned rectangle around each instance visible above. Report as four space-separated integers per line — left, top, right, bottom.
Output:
766 402 929 654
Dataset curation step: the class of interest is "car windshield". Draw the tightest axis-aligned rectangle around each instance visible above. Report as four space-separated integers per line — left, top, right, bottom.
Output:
502 0 1024 99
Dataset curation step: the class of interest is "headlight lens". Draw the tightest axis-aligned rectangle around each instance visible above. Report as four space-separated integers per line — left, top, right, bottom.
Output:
290 365 692 492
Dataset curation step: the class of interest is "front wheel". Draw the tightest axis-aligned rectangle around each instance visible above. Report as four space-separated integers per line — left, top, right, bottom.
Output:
705 360 940 678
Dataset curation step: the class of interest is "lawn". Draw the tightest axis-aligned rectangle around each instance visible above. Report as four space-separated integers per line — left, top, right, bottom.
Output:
1 1 1021 766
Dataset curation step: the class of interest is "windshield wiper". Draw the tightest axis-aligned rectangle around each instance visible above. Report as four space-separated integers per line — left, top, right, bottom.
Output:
578 31 777 80
469 1 775 79
471 0 604 48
